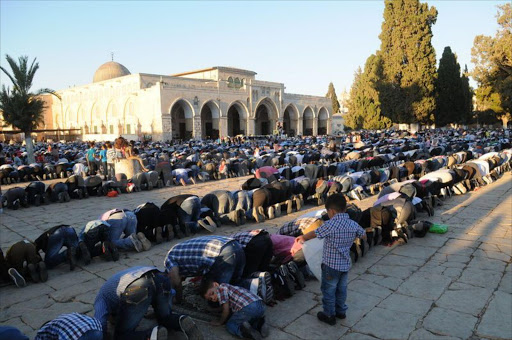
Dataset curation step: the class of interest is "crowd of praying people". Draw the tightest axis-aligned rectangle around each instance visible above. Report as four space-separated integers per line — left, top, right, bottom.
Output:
0 127 511 340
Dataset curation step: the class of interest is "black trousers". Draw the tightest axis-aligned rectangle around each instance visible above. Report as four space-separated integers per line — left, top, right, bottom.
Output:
243 232 273 277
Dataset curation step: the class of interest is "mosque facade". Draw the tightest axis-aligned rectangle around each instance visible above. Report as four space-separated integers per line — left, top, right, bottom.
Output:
48 61 335 141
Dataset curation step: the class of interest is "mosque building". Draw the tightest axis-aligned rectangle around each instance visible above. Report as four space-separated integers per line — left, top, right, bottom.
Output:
46 60 335 141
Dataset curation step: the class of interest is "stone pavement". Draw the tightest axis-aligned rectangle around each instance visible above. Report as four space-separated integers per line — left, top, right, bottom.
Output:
0 173 511 339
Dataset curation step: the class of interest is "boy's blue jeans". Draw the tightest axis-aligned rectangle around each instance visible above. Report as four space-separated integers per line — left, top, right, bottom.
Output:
321 264 348 317
226 300 265 337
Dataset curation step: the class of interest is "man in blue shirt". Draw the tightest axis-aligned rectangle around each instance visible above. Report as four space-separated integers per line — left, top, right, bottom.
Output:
94 266 202 340
296 194 366 326
35 313 102 340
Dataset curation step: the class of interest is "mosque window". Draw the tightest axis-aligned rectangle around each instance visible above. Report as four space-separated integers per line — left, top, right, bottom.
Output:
241 79 244 86
94 126 98 134
126 124 131 134
228 77 234 88
109 125 114 134
234 78 241 87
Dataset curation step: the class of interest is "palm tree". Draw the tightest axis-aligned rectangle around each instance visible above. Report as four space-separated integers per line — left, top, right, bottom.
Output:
0 55 57 164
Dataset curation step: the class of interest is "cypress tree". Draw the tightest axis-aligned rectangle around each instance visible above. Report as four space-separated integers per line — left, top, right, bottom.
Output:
347 55 392 130
378 0 438 124
326 82 340 114
435 46 464 126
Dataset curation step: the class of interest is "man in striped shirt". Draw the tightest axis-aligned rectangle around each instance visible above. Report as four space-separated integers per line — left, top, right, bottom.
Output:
35 313 102 340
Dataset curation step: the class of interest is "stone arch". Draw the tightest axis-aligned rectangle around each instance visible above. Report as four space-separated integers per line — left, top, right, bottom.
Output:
169 98 194 140
227 100 248 136
90 102 101 134
200 100 220 139
318 107 329 135
254 97 278 135
123 98 137 135
283 104 299 137
303 106 314 136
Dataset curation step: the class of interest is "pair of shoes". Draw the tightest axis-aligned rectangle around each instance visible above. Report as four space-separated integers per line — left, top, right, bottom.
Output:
150 326 168 340
136 232 152 251
67 247 77 271
253 207 265 223
8 268 26 288
256 271 274 305
79 241 91 265
241 321 262 340
267 206 275 219
179 315 203 340
198 218 217 233
38 262 48 282
129 234 144 252
287 261 305 289
274 203 282 217
166 224 175 240
317 311 336 325
155 227 163 244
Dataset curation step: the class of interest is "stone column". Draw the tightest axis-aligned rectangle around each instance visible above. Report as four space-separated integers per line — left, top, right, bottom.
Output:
313 119 318 136
327 118 332 135
219 117 228 139
193 116 202 140
247 118 255 136
298 119 303 136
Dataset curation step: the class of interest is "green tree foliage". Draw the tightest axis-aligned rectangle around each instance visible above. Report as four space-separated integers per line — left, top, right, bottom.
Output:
378 0 438 124
326 82 340 114
347 55 392 130
471 4 512 126
435 47 466 126
0 55 56 163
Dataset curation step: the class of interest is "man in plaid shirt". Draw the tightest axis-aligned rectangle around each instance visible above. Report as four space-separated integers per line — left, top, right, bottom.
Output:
165 236 248 303
296 194 365 326
35 313 102 340
200 280 269 340
278 217 324 237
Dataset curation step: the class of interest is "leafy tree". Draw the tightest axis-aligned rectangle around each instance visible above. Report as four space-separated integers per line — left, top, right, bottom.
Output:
435 46 464 126
471 4 512 127
378 0 438 124
347 55 392 130
326 82 340 114
0 55 56 163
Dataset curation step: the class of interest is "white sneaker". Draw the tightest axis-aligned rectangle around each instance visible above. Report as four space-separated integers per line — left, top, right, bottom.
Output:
129 234 143 252
267 206 275 219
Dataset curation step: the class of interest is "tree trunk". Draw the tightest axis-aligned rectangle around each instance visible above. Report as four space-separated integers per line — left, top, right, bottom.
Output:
25 134 36 164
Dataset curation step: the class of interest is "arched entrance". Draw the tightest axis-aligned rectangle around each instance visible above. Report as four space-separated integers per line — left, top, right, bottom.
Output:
227 102 247 136
255 98 277 135
318 107 328 135
303 106 314 136
283 104 298 136
200 101 220 139
170 99 194 140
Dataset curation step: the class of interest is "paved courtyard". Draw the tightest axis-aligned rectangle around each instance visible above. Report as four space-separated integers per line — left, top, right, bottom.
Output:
0 173 511 340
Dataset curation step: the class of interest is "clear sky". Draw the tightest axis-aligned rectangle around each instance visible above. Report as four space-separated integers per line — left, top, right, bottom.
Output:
0 0 506 97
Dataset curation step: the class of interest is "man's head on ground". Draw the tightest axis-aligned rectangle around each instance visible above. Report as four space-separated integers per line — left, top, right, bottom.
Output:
325 193 347 219
199 279 220 302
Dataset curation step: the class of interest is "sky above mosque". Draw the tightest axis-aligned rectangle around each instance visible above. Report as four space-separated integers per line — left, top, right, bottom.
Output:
0 1 506 96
